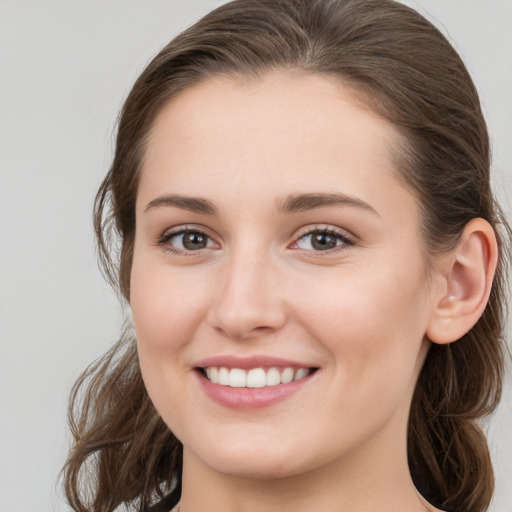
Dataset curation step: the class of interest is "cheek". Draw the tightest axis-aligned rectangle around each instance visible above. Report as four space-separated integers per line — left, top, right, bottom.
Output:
298 271 429 440
130 261 208 352
295 261 429 384
129 261 211 430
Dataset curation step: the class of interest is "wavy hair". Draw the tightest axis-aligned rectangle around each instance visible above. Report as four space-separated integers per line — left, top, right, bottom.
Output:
62 1 511 511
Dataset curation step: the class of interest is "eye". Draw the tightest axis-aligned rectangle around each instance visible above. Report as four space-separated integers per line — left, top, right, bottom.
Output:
293 227 353 252
158 227 217 254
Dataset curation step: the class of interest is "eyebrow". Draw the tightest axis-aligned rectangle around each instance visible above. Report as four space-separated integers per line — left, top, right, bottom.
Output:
276 192 380 216
144 194 218 215
144 192 379 217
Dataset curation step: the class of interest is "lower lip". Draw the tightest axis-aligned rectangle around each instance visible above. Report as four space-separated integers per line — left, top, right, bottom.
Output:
196 371 314 410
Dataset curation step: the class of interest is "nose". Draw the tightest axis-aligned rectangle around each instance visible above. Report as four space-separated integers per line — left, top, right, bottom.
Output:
207 248 287 341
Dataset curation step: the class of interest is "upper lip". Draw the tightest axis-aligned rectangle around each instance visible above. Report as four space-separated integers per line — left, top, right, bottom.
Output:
194 355 317 370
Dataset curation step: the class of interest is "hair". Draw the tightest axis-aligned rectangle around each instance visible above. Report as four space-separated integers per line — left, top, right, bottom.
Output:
62 1 512 511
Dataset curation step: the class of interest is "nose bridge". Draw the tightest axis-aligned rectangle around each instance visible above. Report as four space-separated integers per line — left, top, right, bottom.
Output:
209 239 286 339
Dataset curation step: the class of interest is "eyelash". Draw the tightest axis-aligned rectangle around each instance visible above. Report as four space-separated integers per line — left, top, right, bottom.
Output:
292 225 354 254
157 224 354 256
157 225 216 257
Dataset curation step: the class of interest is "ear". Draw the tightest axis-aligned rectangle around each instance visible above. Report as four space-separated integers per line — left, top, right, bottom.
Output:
426 218 498 345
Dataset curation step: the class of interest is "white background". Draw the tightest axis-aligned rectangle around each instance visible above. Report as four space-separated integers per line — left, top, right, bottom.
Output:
0 1 510 511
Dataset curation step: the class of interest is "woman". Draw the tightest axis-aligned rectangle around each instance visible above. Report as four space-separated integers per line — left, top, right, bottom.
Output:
62 1 511 511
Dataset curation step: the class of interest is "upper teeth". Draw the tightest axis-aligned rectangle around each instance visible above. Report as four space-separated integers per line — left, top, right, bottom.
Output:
205 367 311 388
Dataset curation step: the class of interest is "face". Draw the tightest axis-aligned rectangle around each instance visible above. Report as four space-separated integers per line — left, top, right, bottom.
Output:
131 72 438 480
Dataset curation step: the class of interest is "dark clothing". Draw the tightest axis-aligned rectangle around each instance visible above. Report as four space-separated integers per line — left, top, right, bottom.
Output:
146 487 180 512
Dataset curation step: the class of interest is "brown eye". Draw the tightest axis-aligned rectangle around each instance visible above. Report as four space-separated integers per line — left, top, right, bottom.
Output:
163 229 216 252
310 232 338 250
181 232 208 250
295 229 352 252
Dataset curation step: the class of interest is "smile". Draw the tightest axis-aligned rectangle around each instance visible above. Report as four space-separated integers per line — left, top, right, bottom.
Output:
203 366 312 388
195 358 318 410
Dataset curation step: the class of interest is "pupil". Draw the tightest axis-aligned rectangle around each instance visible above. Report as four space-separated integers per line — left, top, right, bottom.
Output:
183 232 207 250
312 233 337 250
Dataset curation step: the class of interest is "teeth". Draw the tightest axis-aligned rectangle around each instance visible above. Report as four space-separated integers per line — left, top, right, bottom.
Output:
218 367 230 385
229 368 246 388
294 368 309 381
246 368 266 388
204 366 312 387
280 367 294 384
265 367 281 386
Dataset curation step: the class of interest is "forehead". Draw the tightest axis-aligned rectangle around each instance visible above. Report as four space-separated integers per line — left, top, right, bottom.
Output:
144 71 397 169
138 71 417 223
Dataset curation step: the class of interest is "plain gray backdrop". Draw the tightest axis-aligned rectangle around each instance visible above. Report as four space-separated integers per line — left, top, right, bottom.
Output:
1 1 511 511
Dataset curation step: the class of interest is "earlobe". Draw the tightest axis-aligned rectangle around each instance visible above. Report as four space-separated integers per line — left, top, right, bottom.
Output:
426 218 498 345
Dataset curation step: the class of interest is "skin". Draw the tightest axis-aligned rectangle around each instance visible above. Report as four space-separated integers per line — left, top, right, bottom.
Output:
130 72 454 512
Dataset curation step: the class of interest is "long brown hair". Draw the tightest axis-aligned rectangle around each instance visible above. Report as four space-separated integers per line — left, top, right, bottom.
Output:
62 1 511 511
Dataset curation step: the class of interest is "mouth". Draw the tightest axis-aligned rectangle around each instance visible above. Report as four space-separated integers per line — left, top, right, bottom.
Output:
194 356 319 409
198 366 316 388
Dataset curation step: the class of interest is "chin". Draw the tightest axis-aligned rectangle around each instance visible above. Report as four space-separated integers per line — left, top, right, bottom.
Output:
187 435 316 480
210 456 308 481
